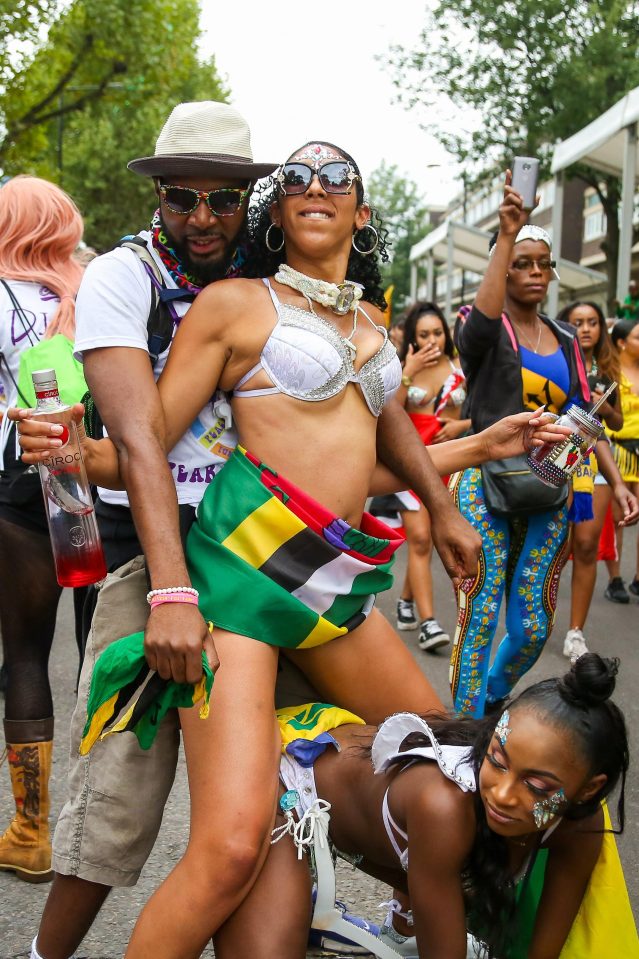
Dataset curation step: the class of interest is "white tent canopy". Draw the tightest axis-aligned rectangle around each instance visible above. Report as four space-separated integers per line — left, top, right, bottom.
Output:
550 86 638 311
409 220 606 318
551 86 639 178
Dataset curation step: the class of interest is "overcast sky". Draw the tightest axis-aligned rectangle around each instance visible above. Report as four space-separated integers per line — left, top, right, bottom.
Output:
199 0 462 205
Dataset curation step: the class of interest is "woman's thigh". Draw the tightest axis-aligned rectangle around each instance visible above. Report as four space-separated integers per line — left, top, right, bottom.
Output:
288 608 445 722
214 823 312 959
180 629 281 848
572 485 612 558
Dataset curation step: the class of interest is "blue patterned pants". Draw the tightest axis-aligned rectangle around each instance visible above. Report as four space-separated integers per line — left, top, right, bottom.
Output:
448 467 569 716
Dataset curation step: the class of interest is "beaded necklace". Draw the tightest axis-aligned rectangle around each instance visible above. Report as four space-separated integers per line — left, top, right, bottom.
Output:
150 210 247 294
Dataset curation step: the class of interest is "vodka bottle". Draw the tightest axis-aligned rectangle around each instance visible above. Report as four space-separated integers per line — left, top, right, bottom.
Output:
31 368 107 587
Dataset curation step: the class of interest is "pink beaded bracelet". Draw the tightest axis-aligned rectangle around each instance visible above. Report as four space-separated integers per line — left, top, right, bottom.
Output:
150 592 199 610
147 586 199 605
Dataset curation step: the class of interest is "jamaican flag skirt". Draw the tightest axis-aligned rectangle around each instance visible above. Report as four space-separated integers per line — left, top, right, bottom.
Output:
186 447 403 649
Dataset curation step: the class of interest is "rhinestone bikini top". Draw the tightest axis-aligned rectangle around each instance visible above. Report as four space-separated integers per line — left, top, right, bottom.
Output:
232 279 401 416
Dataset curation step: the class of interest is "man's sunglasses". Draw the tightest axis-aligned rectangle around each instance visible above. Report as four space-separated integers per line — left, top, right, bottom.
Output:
159 184 251 216
276 161 360 196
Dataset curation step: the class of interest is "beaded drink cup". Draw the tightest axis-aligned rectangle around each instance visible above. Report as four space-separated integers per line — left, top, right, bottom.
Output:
528 405 604 488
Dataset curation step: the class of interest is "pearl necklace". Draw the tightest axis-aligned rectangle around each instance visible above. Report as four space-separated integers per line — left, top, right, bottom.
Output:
275 264 364 316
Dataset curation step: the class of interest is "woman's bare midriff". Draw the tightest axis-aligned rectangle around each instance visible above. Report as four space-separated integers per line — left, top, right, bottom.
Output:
232 385 378 526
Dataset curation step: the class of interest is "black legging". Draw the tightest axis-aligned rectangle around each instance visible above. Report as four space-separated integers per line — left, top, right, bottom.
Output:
0 516 62 721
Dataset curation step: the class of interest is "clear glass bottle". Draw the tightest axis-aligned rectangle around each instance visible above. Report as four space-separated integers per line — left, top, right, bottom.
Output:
31 368 107 587
528 405 604 488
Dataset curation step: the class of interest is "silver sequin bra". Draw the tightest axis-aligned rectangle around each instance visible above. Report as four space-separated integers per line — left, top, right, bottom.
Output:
232 279 401 416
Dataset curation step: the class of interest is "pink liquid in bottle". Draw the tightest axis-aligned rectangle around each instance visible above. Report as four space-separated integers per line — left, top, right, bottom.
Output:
31 368 107 587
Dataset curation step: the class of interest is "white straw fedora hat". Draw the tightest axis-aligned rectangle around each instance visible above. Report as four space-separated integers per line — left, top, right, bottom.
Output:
128 101 277 179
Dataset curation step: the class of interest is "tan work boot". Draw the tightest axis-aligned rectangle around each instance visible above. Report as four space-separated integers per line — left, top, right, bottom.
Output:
0 717 54 882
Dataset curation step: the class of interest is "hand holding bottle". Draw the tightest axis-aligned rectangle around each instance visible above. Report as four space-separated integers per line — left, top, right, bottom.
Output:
30 370 106 587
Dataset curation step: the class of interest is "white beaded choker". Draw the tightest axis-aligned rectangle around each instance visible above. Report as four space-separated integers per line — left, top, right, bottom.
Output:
275 264 364 315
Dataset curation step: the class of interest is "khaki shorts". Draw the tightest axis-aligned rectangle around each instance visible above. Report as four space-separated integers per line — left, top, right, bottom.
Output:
52 555 320 887
52 557 180 886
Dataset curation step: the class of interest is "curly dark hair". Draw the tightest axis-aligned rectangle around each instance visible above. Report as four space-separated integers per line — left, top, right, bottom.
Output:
243 141 391 310
379 653 627 958
400 300 455 361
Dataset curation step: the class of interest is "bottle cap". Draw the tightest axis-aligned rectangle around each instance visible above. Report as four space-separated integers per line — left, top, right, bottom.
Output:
32 368 58 387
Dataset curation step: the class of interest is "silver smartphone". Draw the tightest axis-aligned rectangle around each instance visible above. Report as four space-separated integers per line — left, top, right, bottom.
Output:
511 156 539 210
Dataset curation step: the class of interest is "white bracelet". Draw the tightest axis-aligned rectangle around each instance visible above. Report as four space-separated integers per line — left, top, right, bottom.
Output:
146 586 199 604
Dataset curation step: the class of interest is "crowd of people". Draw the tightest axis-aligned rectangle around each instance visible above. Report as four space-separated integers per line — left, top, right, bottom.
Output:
1 100 638 959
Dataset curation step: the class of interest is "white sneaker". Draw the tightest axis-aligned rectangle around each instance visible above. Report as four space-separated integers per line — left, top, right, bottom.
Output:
563 628 589 663
377 923 418 957
418 618 450 652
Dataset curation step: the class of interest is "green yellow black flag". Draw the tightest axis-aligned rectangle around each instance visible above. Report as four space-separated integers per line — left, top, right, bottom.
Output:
81 630 214 753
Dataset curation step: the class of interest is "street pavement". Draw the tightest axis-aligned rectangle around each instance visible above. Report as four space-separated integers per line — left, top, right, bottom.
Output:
1 528 638 957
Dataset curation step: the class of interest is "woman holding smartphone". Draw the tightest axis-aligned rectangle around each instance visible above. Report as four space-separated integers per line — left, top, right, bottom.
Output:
449 173 637 717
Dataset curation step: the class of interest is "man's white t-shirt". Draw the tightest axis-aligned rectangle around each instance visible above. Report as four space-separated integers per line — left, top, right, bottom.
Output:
73 231 237 507
0 279 60 468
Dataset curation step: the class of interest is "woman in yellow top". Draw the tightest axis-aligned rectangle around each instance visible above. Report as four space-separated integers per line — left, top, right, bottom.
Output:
557 301 622 660
605 320 639 600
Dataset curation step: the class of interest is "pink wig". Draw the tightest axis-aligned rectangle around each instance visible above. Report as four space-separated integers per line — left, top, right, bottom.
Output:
0 175 85 340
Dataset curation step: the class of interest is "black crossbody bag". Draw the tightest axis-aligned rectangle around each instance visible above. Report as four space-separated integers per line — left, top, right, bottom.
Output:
480 454 568 518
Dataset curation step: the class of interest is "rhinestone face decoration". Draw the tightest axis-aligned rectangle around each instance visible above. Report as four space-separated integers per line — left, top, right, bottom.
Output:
293 143 341 163
495 709 512 747
533 788 566 829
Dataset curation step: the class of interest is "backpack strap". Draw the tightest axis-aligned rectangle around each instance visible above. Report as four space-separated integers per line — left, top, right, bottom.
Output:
115 236 175 364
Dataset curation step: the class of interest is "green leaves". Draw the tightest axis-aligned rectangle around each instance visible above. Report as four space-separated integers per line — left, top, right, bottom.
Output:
0 0 229 250
384 0 639 306
368 162 431 311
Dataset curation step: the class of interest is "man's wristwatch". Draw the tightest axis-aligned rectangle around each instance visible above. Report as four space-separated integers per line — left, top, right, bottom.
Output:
401 374 413 387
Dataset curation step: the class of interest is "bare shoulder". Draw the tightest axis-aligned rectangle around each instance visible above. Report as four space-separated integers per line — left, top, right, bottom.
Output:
179 277 270 342
399 765 475 861
360 300 388 326
190 276 266 313
547 806 604 863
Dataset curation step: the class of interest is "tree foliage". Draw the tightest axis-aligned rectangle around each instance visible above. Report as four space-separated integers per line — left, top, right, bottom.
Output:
0 0 229 250
386 0 639 305
368 161 430 314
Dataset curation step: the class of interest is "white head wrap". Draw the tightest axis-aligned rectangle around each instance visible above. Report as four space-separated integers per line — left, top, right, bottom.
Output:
490 223 561 281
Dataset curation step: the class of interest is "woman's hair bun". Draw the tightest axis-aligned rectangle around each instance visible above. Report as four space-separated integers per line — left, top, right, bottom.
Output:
559 653 619 707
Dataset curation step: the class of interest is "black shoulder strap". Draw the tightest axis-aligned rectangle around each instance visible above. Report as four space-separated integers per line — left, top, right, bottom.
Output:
115 237 174 364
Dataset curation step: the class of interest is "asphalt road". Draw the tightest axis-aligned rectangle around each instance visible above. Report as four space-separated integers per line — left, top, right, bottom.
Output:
1 529 638 958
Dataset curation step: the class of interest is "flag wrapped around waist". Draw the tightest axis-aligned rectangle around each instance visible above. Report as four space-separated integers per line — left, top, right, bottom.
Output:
277 702 364 766
187 447 402 650
80 630 214 754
